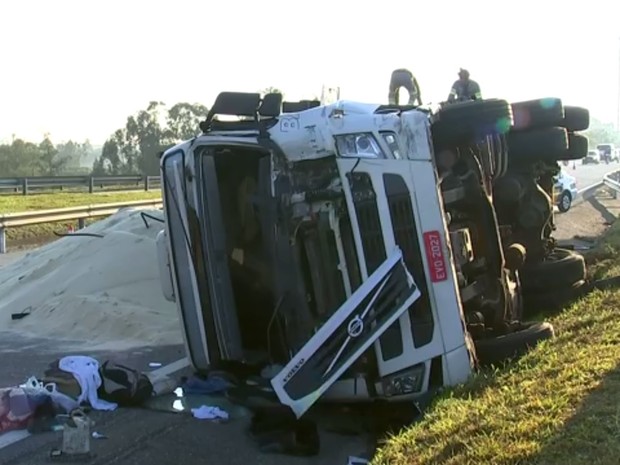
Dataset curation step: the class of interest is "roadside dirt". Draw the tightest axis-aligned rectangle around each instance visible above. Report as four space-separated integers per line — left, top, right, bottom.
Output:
554 189 620 246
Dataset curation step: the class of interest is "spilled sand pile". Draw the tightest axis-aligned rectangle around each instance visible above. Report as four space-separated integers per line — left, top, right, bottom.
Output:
0 208 183 350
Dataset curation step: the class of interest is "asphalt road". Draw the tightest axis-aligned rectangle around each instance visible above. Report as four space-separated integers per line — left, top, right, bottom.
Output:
561 160 620 190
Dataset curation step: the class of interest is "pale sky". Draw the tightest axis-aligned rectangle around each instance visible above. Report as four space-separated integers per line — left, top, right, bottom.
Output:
1 0 619 145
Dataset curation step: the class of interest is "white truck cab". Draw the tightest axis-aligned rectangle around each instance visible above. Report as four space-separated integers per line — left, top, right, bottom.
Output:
158 93 474 417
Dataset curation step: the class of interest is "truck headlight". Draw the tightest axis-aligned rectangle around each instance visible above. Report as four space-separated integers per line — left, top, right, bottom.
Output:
381 363 425 397
335 133 385 158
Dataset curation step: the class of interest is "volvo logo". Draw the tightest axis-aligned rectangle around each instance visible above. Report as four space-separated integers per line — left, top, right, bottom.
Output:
347 315 364 338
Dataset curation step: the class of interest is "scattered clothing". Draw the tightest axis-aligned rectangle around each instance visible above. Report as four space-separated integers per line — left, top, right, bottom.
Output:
97 361 153 407
182 374 232 396
0 387 50 433
191 405 229 421
59 356 117 411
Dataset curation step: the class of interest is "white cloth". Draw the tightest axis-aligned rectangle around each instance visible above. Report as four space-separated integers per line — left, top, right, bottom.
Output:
191 405 229 421
58 356 117 411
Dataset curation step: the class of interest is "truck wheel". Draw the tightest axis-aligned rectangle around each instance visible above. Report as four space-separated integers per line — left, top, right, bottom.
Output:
432 99 513 147
511 98 564 130
507 127 569 162
558 190 572 212
520 248 586 292
474 321 555 366
558 134 589 161
522 280 586 316
561 106 590 132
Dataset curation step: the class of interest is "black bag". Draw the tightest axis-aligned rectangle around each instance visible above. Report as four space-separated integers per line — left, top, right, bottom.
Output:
97 361 153 407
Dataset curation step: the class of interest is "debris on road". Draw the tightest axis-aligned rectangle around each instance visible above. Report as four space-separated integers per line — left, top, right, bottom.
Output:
348 456 370 465
0 355 158 445
190 405 229 421
10 305 31 320
181 374 233 395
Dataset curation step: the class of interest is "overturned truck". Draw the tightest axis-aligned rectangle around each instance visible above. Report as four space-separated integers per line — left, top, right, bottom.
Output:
156 92 589 417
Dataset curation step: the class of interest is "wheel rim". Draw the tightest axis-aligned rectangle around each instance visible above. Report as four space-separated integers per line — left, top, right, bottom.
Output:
562 195 570 209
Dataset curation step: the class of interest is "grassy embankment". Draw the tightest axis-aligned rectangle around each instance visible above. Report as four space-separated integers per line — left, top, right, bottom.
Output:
0 191 161 245
373 224 620 465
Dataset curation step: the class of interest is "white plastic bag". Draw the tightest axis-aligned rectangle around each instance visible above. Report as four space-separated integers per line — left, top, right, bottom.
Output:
19 376 79 413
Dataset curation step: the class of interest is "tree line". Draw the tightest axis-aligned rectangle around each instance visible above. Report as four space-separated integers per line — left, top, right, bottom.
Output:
0 94 617 178
0 137 95 177
92 101 208 176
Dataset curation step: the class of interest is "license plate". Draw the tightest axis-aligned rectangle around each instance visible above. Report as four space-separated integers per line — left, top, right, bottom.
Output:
423 231 448 282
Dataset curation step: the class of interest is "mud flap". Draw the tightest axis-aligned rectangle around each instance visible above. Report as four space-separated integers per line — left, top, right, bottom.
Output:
270 247 421 417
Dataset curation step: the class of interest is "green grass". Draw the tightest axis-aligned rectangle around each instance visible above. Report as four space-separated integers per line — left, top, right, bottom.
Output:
373 223 620 465
0 191 161 244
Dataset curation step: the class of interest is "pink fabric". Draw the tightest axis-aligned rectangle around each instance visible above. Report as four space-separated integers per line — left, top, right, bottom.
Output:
0 388 33 434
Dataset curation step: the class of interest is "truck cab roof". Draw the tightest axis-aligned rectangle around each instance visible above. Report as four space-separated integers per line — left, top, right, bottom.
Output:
163 92 432 163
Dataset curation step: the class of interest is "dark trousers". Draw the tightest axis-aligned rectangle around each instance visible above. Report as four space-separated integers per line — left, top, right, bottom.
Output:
388 69 419 105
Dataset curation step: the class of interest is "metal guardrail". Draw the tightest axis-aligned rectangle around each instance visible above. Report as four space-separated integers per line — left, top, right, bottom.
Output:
603 170 620 196
571 169 620 206
0 198 163 253
0 175 162 195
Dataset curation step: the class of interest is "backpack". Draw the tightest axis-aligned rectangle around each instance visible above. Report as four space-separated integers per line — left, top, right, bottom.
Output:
41 360 82 400
97 361 154 407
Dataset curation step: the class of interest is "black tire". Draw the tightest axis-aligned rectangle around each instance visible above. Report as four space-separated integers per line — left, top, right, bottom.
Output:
522 280 586 316
474 321 555 366
520 248 586 292
561 106 590 132
558 190 572 212
432 99 513 148
511 98 564 130
507 127 569 162
558 134 589 161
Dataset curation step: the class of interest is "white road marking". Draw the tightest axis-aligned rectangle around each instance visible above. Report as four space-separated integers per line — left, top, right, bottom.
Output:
150 357 189 378
0 430 31 450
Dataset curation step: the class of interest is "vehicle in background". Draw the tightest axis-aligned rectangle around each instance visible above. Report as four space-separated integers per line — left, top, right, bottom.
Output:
597 143 615 163
553 170 578 212
582 150 600 164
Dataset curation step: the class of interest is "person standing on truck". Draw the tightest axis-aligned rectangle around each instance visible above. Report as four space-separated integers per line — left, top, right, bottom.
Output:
447 68 482 103
388 68 422 106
